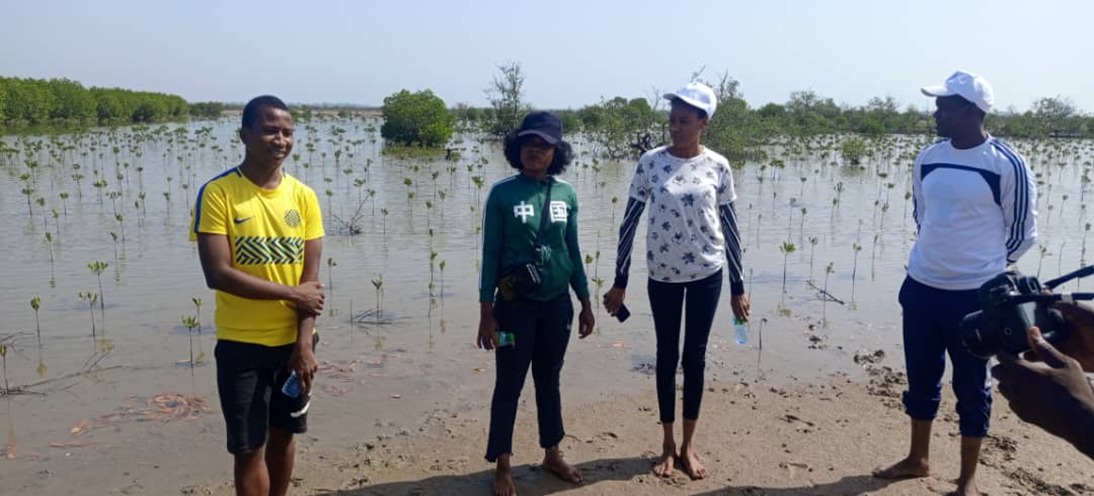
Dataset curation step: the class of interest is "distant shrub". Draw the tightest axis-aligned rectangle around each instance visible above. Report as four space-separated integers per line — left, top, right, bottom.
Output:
380 89 455 147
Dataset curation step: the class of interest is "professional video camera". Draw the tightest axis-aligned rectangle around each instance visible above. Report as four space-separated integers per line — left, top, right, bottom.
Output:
960 266 1094 359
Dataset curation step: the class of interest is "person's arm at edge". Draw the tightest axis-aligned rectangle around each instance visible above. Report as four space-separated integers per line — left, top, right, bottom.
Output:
296 238 322 347
565 192 593 318
293 238 322 391
912 150 925 235
1002 147 1038 263
718 201 745 296
612 198 645 291
479 186 504 316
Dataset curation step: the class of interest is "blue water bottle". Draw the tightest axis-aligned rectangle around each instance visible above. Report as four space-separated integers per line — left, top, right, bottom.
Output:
734 317 749 345
281 370 301 398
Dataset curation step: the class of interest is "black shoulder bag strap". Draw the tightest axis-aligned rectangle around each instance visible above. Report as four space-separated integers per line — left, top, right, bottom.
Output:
533 177 554 255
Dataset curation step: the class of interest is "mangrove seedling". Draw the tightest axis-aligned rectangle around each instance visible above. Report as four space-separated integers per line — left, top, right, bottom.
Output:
823 263 834 325
326 258 337 299
79 290 98 336
371 275 384 325
20 182 34 217
808 236 818 281
109 232 120 265
30 296 41 342
0 343 8 394
439 259 447 305
799 207 807 240
192 297 203 332
87 261 108 310
1037 244 1050 279
851 243 862 301
181 315 200 366
115 213 125 244
779 241 796 294
45 232 54 264
1082 222 1091 268
428 252 438 296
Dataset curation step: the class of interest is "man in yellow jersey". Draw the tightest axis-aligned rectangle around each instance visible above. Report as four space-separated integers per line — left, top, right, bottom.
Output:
190 95 324 496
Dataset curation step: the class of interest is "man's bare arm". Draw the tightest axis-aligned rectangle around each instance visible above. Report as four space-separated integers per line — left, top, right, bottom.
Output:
196 233 324 314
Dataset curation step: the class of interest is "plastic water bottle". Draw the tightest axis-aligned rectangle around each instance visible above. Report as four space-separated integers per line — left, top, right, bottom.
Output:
496 330 516 348
281 370 301 398
734 318 749 345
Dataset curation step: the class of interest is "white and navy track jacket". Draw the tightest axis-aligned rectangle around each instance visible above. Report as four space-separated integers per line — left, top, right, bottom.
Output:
908 136 1038 291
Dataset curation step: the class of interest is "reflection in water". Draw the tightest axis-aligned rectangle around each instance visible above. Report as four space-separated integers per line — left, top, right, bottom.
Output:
36 345 46 379
79 346 114 384
0 343 8 394
4 395 15 459
95 337 114 357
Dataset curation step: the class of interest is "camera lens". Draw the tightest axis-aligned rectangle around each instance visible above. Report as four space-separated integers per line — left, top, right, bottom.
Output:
959 311 995 359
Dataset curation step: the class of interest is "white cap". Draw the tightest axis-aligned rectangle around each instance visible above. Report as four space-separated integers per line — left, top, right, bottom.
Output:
664 82 717 119
921 70 994 114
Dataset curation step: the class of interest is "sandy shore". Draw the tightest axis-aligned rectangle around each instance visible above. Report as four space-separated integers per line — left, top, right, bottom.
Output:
179 362 1093 496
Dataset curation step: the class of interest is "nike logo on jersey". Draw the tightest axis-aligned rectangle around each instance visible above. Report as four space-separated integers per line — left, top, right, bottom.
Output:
233 217 253 225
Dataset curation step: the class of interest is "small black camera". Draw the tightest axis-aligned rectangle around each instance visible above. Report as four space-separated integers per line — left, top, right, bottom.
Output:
959 271 1068 359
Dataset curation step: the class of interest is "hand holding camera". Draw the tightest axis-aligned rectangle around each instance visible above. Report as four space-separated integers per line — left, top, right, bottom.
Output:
974 267 1094 457
991 326 1094 457
1050 301 1094 371
958 268 1094 359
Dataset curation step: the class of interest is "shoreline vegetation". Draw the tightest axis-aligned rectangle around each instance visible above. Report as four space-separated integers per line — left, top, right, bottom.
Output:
3 68 1094 161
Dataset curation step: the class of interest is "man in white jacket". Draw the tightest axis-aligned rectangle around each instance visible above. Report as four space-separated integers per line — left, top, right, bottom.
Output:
874 71 1038 496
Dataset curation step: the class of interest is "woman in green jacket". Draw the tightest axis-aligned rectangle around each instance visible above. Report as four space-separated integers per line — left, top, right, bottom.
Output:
476 111 595 496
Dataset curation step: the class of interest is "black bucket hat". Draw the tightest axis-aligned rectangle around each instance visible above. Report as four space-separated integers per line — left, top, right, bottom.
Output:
515 111 562 145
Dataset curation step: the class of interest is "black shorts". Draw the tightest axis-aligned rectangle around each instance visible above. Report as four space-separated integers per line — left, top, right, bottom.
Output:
215 335 317 455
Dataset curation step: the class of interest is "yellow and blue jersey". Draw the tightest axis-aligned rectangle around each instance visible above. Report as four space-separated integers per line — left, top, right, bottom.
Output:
190 167 324 346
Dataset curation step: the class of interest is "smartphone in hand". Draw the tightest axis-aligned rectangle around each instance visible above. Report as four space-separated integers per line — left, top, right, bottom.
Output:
616 304 631 323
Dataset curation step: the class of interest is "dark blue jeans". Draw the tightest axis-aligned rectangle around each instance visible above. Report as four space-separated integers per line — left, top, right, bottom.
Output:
484 292 574 462
648 270 722 423
899 276 992 437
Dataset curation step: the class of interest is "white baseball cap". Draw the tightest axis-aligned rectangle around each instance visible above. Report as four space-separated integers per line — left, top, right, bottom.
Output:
921 70 994 114
664 82 717 119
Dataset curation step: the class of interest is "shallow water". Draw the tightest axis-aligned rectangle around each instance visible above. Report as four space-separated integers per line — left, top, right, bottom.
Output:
1 120 1091 493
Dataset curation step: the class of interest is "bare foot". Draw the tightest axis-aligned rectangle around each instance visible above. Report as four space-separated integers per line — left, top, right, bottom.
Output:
872 456 930 480
679 446 708 480
952 478 981 496
493 466 516 496
543 449 582 484
651 444 676 477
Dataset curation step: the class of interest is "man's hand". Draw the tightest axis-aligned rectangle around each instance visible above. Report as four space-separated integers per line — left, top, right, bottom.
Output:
603 287 625 317
288 341 319 394
578 302 595 339
992 326 1094 448
292 281 325 315
1050 301 1094 372
731 293 751 321
477 304 497 350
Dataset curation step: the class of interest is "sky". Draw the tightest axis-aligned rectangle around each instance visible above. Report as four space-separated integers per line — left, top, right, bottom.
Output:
3 0 1092 113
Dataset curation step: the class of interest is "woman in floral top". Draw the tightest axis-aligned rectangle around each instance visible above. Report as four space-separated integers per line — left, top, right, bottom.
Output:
603 82 750 479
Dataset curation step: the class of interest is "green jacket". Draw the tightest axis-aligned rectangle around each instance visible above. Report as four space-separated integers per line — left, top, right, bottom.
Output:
479 174 591 302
